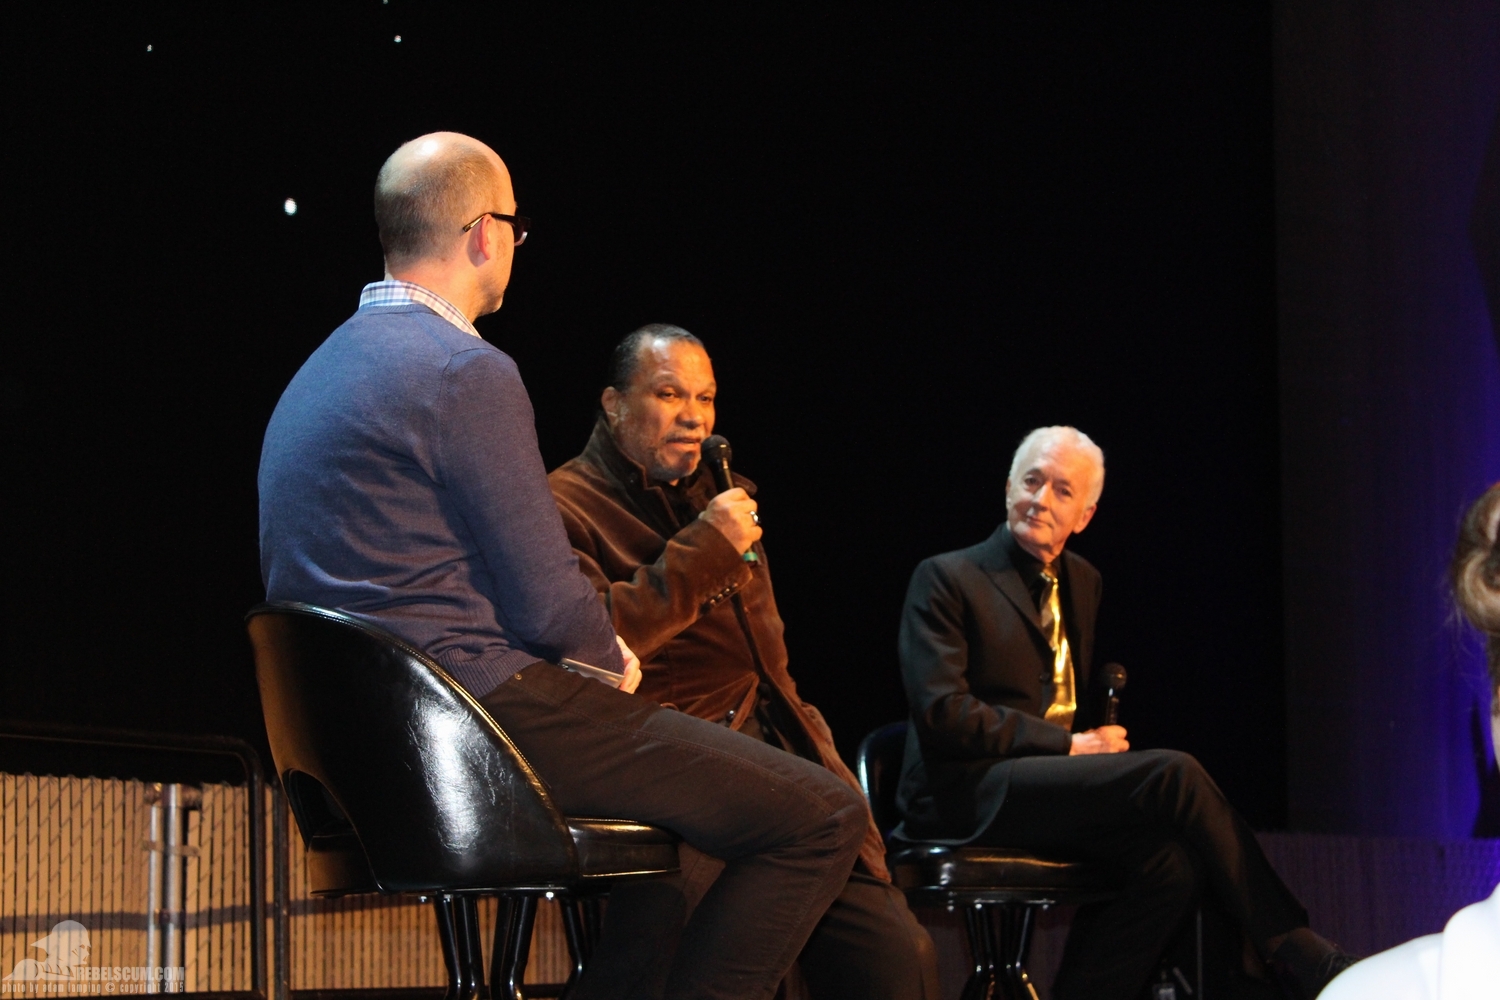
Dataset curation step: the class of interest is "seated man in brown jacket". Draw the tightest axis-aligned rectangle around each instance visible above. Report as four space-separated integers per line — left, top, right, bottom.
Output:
549 323 937 1000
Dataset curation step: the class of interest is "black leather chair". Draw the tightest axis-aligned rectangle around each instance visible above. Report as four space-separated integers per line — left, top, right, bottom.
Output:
857 721 1117 1000
247 602 680 1000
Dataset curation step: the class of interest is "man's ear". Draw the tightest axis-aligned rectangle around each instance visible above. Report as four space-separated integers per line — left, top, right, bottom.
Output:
601 386 622 427
1073 504 1098 534
465 215 505 265
463 221 488 266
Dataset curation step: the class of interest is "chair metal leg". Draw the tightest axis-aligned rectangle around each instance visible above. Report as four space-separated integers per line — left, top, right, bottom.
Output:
489 896 514 999
491 893 538 1000
580 895 604 955
959 902 1045 1000
961 903 999 1000
435 896 461 1000
557 897 590 997
460 896 486 1000
995 905 1040 1000
433 895 485 1000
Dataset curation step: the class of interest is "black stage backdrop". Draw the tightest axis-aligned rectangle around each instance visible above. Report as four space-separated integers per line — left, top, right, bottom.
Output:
3 5 1285 826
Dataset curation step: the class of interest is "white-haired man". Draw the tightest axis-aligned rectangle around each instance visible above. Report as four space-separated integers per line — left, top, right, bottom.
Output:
895 426 1352 1000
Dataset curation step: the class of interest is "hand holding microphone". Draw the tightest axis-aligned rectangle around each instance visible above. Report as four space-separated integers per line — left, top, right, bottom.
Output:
700 490 761 554
699 435 762 555
1069 663 1130 756
1070 726 1129 755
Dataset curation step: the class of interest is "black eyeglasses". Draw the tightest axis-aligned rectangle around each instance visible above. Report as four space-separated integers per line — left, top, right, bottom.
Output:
462 212 530 246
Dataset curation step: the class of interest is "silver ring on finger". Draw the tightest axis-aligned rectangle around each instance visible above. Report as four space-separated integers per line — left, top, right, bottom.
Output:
750 510 761 527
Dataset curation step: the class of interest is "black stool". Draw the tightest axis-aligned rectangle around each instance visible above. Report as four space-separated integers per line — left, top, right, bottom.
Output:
856 722 1117 1000
247 602 679 1000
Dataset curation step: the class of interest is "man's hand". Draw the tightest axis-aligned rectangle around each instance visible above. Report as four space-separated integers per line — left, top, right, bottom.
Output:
1069 725 1129 755
698 487 762 555
616 635 642 694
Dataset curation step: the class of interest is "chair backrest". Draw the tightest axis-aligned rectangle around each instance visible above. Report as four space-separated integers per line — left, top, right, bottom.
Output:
246 602 577 893
855 720 909 837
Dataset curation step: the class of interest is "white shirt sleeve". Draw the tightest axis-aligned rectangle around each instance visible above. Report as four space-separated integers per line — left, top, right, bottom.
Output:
1317 935 1440 1000
1318 882 1500 1000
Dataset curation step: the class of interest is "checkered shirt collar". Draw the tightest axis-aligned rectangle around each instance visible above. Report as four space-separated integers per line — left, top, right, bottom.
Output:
358 279 480 338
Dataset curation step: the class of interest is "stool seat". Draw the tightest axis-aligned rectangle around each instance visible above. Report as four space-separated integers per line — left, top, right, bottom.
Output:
307 818 681 897
890 843 1116 899
570 818 681 881
858 722 1120 1000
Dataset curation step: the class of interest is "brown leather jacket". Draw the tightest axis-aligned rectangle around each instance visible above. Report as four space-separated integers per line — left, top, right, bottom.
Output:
549 419 889 880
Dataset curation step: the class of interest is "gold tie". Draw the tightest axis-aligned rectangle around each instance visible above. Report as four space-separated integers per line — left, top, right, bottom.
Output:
1040 567 1076 729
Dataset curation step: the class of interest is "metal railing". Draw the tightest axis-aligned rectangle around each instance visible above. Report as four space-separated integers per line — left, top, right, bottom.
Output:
0 721 271 999
0 721 572 999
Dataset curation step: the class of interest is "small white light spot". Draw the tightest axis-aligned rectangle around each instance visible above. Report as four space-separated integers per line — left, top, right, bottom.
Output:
146 44 153 52
394 34 402 43
283 198 298 216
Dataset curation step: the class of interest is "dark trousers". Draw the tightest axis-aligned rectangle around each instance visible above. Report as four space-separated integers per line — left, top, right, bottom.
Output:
796 867 940 1000
975 749 1306 1000
479 663 867 1000
583 846 940 1000
557 684 939 1000
740 688 940 999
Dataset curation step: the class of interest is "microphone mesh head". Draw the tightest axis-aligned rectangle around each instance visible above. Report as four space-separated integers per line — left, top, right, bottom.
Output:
702 435 732 466
1103 662 1127 691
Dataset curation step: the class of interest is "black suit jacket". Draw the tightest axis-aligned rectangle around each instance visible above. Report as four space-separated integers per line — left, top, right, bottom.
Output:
895 523 1103 842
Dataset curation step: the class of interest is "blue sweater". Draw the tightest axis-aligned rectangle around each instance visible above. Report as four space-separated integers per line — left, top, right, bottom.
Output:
258 303 624 696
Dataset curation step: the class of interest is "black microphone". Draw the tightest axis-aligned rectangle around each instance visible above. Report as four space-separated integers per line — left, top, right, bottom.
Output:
701 435 735 495
701 434 760 564
1102 663 1128 726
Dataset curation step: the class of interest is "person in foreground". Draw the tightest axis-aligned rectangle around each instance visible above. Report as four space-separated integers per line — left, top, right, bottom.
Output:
895 425 1354 1000
548 324 939 999
1318 484 1500 999
257 132 867 1000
